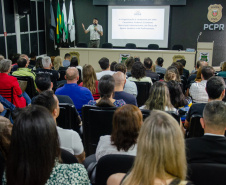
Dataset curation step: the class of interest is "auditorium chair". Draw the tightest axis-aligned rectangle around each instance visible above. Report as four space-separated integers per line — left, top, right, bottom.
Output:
186 114 203 138
172 44 184 50
82 105 117 156
13 76 37 98
102 43 113 48
134 82 151 107
77 42 88 48
148 44 159 50
125 43 136 49
187 163 226 185
93 154 135 185
56 103 82 135
157 73 165 80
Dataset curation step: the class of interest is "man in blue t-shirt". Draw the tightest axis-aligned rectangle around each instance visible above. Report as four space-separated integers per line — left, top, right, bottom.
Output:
113 72 137 106
55 67 93 116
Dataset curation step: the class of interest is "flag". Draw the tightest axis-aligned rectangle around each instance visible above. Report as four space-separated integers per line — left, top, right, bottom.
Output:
62 1 68 42
50 1 56 41
68 0 75 42
56 1 63 43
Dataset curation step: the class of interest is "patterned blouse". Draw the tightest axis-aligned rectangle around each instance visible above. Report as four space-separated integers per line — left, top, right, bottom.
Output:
2 162 90 185
88 99 126 107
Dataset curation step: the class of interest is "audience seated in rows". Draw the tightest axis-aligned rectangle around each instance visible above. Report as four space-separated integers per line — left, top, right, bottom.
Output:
189 66 215 103
79 64 100 100
186 101 226 164
143 57 159 80
128 62 153 84
113 72 137 106
3 105 89 184
36 57 59 90
96 104 142 161
0 59 26 108
12 57 36 88
63 53 71 67
108 110 191 185
155 57 166 74
56 67 93 116
185 76 225 129
96 57 115 80
114 63 138 97
32 91 85 163
140 81 176 112
11 54 30 72
88 75 126 107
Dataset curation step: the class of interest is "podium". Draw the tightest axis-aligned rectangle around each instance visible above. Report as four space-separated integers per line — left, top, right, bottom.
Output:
196 42 214 66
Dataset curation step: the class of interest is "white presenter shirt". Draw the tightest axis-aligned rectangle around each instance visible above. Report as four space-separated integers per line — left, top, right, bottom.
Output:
87 24 103 40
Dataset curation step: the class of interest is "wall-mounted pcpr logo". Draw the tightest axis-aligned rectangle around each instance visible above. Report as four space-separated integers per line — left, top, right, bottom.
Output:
204 4 224 31
207 4 223 23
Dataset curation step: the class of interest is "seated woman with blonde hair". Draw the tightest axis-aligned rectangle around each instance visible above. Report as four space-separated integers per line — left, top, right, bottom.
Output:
53 56 64 71
107 110 193 185
164 66 181 82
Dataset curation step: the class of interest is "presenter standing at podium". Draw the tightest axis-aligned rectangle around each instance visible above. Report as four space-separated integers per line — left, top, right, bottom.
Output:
82 18 103 48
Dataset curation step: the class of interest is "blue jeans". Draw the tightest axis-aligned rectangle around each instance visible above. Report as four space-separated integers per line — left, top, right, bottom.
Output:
22 92 31 105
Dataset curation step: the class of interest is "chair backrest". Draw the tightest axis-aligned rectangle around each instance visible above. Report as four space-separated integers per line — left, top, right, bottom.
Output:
172 44 184 50
82 105 117 156
148 44 159 50
157 73 165 80
0 88 13 103
13 76 37 98
95 154 135 185
180 75 187 93
77 42 88 48
102 43 113 48
125 43 136 49
61 149 78 164
165 111 180 124
187 163 226 185
187 114 203 138
134 82 151 107
56 103 81 135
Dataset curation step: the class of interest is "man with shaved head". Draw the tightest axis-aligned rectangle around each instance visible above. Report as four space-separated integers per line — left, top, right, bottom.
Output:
113 71 137 106
55 67 93 116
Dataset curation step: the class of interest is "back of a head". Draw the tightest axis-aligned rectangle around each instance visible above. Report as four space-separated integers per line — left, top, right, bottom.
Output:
167 80 186 108
42 56 52 68
0 55 4 61
17 57 27 68
125 57 135 71
123 110 186 185
6 105 60 185
111 105 142 151
178 59 186 67
0 59 12 73
131 62 146 79
203 101 226 132
115 63 127 74
66 67 78 81
171 62 183 75
96 75 115 107
222 62 226 71
36 57 43 69
143 57 153 69
156 57 164 66
64 53 71 60
32 90 57 114
70 57 79 67
113 71 125 87
82 65 97 94
35 73 52 92
206 76 225 100
201 66 215 80
30 52 36 59
145 81 173 111
110 61 117 71
12 54 20 64
164 66 180 82
98 57 109 70
53 56 63 70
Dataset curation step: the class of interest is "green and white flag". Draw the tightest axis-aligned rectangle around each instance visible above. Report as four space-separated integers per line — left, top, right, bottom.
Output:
56 1 63 43
68 0 75 42
62 1 68 42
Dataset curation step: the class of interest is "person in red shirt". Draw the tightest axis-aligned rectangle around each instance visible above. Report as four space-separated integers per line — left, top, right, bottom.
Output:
0 59 26 108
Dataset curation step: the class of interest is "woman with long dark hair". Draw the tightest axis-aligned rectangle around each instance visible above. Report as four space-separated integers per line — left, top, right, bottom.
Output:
88 75 125 107
4 105 89 185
